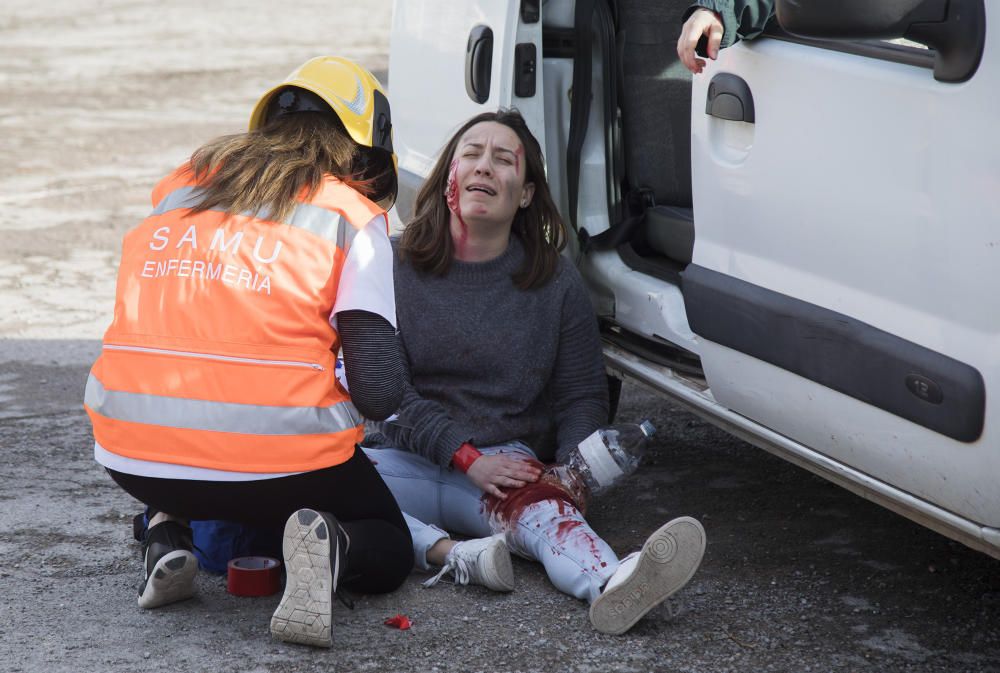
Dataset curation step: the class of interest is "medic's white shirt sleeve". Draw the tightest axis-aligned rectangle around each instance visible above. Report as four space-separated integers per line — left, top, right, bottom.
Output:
331 214 397 329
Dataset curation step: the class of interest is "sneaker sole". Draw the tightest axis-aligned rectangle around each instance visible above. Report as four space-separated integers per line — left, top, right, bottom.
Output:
270 509 335 648
589 516 706 635
137 549 198 609
481 537 516 592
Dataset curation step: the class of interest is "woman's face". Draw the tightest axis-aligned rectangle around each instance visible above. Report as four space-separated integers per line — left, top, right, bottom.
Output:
445 121 535 229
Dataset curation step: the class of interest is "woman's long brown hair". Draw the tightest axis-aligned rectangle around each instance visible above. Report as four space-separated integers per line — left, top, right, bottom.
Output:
398 109 567 290
187 112 392 222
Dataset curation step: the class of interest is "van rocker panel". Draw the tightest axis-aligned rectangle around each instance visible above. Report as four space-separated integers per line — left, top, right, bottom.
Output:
682 265 985 442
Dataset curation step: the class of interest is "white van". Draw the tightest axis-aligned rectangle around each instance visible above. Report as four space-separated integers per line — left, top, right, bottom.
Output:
387 0 999 560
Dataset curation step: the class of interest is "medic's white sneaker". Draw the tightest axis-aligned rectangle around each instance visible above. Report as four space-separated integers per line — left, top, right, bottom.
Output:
422 535 515 592
589 516 706 634
270 509 350 648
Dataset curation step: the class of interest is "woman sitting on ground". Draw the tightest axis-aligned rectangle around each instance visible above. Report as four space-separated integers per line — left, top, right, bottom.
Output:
363 109 706 635
85 56 412 648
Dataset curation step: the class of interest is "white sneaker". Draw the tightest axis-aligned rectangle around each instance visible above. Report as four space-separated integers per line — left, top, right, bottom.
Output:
589 516 706 634
422 535 515 592
270 509 350 648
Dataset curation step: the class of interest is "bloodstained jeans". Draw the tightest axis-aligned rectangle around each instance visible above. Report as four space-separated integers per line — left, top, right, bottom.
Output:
363 442 618 601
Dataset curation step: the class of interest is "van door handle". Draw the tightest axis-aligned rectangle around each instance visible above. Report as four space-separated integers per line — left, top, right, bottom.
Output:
466 25 494 104
705 73 755 123
514 43 537 97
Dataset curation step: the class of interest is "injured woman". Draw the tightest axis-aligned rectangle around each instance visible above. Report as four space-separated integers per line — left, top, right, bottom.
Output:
362 108 706 635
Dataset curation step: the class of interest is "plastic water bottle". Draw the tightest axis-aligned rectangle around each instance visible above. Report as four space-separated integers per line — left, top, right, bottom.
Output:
566 420 656 495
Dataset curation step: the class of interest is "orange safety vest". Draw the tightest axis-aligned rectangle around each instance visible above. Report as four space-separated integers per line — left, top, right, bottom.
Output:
85 164 386 474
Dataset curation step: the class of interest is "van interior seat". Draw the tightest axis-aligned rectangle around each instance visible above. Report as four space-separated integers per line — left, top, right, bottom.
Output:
617 0 695 265
632 205 695 265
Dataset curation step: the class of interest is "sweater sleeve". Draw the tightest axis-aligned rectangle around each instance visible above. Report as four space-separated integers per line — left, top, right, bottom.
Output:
550 264 610 464
685 0 775 49
379 333 476 468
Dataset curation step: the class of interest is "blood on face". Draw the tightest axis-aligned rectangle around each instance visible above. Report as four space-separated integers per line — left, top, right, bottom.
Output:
445 157 468 251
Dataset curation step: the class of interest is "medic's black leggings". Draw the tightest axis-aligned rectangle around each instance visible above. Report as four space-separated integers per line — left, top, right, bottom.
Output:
108 447 412 594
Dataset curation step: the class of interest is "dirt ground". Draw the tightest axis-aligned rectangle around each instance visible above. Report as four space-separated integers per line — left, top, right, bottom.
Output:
1 2 998 672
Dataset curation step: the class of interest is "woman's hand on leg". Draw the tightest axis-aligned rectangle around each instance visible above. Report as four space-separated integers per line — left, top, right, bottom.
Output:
466 454 542 499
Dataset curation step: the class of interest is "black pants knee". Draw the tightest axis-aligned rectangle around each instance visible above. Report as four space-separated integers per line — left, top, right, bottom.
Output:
107 447 413 593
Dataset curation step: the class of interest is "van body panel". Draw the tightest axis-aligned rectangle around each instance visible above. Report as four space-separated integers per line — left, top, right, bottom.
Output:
688 18 999 530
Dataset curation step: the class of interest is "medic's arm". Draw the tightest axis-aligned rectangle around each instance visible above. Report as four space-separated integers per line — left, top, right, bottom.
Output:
338 310 402 420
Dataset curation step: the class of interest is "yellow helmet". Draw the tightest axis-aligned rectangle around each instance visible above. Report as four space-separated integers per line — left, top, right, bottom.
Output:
249 56 397 209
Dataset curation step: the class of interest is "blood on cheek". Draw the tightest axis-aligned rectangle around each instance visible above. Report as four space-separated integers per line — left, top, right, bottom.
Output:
445 158 468 250
445 159 460 213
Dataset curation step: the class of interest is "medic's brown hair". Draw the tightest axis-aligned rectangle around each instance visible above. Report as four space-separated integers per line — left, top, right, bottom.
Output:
187 111 393 222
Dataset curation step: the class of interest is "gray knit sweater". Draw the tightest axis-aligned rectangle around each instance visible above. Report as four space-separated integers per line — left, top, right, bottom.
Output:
374 235 609 466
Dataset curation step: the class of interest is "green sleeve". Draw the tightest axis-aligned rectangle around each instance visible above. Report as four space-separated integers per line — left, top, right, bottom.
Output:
685 0 776 49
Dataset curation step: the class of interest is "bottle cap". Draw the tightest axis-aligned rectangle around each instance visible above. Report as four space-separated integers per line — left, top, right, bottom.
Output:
639 420 656 437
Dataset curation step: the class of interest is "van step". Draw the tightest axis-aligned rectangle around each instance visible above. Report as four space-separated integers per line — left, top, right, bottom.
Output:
601 323 703 378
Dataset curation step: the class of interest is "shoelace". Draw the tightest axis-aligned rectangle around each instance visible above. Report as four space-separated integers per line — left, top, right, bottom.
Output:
422 556 471 588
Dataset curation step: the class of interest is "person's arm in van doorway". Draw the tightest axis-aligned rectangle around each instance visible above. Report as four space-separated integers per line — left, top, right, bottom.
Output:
338 309 403 420
677 0 775 74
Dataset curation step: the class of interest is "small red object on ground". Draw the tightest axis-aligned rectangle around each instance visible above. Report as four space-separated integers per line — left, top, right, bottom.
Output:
383 614 412 630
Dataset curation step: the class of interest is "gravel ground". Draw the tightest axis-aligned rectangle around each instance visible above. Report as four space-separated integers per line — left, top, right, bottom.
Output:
1 2 998 672
2 349 999 672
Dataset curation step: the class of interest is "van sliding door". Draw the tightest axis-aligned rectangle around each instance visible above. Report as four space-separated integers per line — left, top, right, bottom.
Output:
686 4 999 529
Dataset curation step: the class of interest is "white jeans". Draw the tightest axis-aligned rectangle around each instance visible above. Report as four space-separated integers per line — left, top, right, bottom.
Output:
363 442 618 602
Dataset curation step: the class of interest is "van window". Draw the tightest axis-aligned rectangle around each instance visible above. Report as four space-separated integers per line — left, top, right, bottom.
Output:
763 24 935 71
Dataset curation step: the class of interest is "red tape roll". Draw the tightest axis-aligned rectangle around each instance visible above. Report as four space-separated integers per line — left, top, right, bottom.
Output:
227 556 282 597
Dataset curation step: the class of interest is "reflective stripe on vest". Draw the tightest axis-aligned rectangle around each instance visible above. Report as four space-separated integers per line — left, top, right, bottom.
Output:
87 408 363 474
151 185 360 250
85 374 359 436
